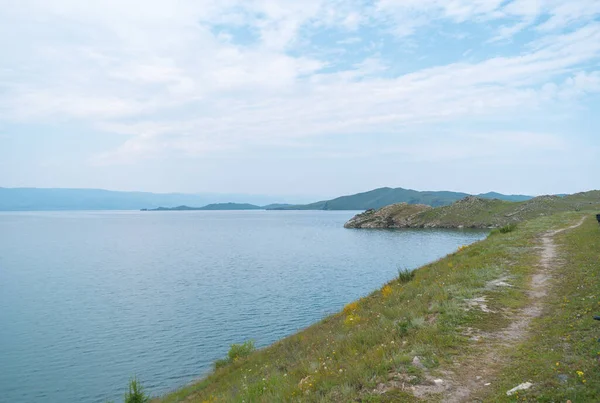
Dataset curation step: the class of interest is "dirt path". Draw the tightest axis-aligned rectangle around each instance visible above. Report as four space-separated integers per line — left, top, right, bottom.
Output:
415 218 587 402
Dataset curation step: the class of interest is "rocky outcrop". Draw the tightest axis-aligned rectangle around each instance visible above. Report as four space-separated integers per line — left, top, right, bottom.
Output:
344 203 432 228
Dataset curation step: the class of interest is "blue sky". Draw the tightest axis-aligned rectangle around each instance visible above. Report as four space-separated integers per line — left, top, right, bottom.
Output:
0 0 599 199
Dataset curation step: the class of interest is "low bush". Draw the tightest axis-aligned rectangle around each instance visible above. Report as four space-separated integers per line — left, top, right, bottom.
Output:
490 223 518 236
228 340 256 362
214 358 229 369
124 378 149 403
499 223 517 233
397 268 415 283
214 340 256 369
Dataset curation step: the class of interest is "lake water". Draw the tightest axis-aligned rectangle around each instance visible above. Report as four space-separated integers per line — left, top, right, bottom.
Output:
0 211 487 402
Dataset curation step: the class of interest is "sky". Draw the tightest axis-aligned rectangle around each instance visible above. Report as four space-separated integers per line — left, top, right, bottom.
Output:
0 0 599 199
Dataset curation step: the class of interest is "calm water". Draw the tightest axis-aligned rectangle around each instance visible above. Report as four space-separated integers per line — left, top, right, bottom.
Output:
0 211 487 402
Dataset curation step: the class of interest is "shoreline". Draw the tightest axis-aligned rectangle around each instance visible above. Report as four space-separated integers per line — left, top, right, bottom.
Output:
156 211 598 402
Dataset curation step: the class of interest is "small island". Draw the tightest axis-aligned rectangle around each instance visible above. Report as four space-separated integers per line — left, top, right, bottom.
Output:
141 203 263 211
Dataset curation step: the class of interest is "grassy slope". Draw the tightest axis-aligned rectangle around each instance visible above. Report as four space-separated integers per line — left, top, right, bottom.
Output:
408 197 514 227
159 211 599 402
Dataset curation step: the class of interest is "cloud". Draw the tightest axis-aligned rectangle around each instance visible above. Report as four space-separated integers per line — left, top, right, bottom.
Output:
0 0 599 167
336 37 361 45
376 0 600 41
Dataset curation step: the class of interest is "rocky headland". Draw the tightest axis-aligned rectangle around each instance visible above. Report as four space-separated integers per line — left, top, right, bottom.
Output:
344 192 600 229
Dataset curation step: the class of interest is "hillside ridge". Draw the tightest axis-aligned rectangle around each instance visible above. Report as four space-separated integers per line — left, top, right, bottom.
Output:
268 187 533 211
345 191 600 229
0 186 534 211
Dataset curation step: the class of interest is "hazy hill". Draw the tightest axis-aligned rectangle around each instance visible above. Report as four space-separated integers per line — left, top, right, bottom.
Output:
477 191 532 202
268 187 533 210
0 188 288 211
0 186 535 212
199 203 262 210
143 203 262 211
262 203 293 209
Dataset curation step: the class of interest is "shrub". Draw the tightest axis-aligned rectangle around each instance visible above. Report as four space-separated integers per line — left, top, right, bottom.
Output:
490 223 518 236
214 358 229 369
228 340 256 362
397 268 415 283
124 378 149 403
499 223 517 233
397 318 411 336
214 340 256 369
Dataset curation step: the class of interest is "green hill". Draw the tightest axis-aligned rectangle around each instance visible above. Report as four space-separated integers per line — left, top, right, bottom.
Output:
345 191 600 228
268 187 532 210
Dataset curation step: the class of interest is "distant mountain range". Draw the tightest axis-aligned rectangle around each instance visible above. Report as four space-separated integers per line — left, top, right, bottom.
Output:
140 187 533 212
0 186 535 212
0 188 300 211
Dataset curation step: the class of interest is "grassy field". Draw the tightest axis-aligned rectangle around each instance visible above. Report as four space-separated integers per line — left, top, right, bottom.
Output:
153 211 600 402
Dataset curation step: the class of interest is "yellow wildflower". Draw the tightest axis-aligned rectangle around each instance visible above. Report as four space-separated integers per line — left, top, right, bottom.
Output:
344 314 361 326
343 301 359 314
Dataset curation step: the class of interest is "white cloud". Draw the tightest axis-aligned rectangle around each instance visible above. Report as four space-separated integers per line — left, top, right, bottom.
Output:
0 0 599 167
376 0 600 40
337 37 362 45
492 0 600 39
536 1 600 31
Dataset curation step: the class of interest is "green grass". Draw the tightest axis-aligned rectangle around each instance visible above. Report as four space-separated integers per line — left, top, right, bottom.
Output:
480 216 600 402
409 194 600 228
156 211 598 402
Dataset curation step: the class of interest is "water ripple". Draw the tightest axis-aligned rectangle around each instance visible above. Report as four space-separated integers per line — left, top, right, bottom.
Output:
0 210 486 402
